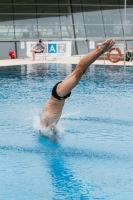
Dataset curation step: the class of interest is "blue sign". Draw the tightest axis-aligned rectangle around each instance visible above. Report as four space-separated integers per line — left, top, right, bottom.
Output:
48 44 57 53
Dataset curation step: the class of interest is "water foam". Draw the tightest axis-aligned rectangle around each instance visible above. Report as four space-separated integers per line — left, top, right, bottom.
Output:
32 114 65 141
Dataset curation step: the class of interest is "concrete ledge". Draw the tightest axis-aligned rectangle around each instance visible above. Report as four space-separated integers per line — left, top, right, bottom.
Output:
0 56 132 67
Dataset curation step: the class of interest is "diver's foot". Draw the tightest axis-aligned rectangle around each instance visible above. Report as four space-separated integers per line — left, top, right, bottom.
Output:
96 38 115 53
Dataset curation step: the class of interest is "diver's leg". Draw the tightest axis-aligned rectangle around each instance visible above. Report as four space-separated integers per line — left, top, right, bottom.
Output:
57 38 115 97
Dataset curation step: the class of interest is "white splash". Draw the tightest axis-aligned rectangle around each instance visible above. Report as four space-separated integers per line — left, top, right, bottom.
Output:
33 114 65 141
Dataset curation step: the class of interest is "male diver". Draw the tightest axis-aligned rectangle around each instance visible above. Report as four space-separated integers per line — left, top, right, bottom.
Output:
40 38 115 133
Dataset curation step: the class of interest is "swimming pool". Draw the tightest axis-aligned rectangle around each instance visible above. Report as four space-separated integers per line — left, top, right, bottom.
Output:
0 63 133 199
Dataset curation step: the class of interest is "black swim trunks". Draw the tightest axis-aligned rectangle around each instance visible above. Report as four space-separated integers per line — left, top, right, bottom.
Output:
52 81 71 100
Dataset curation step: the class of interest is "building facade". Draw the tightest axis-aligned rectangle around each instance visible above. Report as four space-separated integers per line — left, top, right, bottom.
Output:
0 0 133 59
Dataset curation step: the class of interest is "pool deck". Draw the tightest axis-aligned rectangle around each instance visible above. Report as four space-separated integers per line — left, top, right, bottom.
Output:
0 55 133 67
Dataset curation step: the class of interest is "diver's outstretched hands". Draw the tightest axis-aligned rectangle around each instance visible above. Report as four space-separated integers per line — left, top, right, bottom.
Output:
96 38 115 53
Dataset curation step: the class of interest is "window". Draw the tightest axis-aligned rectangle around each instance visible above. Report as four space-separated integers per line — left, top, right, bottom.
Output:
38 25 61 38
104 25 123 37
81 0 100 3
102 6 120 14
15 25 38 39
82 6 101 14
59 0 70 3
13 0 35 3
0 26 14 39
125 25 133 37
59 5 71 14
13 5 36 13
71 0 81 3
74 25 86 38
0 5 13 13
14 15 37 25
83 14 103 24
85 25 105 37
103 15 122 25
37 0 58 3
120 6 133 15
60 15 73 25
73 13 84 25
0 15 13 25
61 25 74 38
72 5 82 14
37 5 59 13
100 0 118 5
37 15 60 25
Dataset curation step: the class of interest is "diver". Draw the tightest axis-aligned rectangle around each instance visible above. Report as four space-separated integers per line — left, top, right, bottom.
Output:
40 38 115 133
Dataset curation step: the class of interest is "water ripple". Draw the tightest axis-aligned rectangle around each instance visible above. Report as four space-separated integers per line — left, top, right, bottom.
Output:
0 145 131 163
61 116 133 126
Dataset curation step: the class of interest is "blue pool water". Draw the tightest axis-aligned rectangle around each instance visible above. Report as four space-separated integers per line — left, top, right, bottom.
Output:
0 63 133 199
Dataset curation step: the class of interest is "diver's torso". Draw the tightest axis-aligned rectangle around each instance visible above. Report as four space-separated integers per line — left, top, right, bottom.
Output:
41 96 65 128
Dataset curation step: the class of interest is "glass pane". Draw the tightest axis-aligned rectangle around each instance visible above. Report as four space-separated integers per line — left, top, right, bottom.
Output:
82 6 101 14
37 0 58 3
103 15 122 24
59 0 70 3
73 14 84 25
0 0 12 2
37 15 60 25
74 25 86 38
120 7 133 15
14 15 37 25
85 25 105 37
60 15 73 25
119 0 133 4
126 7 133 16
59 5 71 13
71 0 81 3
61 25 74 38
101 0 119 5
77 41 88 54
38 25 61 38
125 25 133 37
81 0 100 3
37 5 59 13
102 6 120 14
13 5 36 13
0 5 12 13
126 0 133 5
72 5 82 13
104 25 123 37
84 14 103 24
121 15 133 25
0 26 14 39
13 0 35 3
0 15 13 25
15 25 38 39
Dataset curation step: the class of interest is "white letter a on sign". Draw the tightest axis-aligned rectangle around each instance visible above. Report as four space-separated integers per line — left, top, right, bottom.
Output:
49 45 55 52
